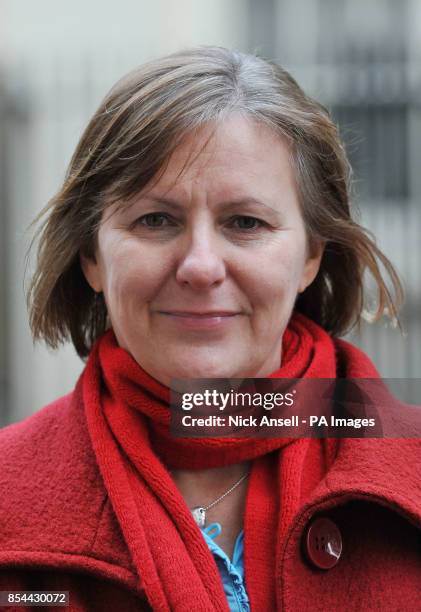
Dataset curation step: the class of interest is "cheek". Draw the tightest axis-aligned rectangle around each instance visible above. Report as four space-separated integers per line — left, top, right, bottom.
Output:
98 249 140 314
100 245 173 315
246 244 306 309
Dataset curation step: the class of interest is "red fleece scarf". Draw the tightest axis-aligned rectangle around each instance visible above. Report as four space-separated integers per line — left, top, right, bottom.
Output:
82 312 379 611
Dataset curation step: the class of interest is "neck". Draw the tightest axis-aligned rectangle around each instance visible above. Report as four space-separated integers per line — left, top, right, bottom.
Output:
171 461 251 510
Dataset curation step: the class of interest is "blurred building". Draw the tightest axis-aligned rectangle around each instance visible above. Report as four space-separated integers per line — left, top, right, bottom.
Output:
0 0 420 424
273 0 421 387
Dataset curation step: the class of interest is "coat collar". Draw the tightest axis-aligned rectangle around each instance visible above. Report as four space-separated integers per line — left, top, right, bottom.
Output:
305 435 421 529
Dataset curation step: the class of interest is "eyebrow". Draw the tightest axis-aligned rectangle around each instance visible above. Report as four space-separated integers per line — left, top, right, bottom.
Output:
138 195 281 216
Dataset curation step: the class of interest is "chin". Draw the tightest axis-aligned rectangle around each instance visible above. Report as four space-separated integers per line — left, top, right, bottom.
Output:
169 358 238 380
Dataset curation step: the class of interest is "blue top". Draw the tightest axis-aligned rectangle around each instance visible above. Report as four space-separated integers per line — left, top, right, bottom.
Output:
201 523 250 612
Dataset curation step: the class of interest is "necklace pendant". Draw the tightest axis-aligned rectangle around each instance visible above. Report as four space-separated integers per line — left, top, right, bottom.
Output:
191 506 206 527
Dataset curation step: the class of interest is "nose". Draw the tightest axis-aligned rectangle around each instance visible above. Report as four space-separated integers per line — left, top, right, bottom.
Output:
175 227 226 290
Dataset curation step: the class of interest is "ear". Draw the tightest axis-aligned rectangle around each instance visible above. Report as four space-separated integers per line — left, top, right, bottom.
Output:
298 239 325 294
80 252 103 293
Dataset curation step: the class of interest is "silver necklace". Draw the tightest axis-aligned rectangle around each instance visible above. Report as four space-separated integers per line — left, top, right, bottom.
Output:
191 472 249 528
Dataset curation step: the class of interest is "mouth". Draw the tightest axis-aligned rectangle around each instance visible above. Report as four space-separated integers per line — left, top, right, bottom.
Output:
156 311 242 330
160 311 240 317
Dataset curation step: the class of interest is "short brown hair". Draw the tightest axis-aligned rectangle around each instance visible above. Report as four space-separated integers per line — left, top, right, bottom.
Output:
27 46 403 358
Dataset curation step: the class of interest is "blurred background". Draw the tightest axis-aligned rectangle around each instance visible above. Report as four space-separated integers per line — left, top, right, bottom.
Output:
0 0 420 425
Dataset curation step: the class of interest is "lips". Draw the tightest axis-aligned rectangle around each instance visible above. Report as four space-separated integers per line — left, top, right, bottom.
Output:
156 310 241 330
161 311 239 317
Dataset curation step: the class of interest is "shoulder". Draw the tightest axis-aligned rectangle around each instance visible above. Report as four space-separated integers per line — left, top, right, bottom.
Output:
0 380 140 590
0 384 96 487
0 382 107 556
0 392 76 457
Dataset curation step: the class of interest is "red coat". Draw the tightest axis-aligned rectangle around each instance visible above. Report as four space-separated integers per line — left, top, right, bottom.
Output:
0 386 420 611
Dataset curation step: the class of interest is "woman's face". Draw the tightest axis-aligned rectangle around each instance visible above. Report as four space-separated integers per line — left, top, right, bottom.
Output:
81 115 322 385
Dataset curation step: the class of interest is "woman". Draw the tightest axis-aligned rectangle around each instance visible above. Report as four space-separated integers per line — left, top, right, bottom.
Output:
0 47 420 611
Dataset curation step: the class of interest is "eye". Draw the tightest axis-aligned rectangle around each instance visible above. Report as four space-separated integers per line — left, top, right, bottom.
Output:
229 216 265 231
136 213 176 228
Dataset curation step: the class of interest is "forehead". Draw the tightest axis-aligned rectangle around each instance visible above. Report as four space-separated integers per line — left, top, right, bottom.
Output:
142 115 294 198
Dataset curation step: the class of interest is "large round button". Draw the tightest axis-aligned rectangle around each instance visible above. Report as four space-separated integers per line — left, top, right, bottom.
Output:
304 517 342 570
